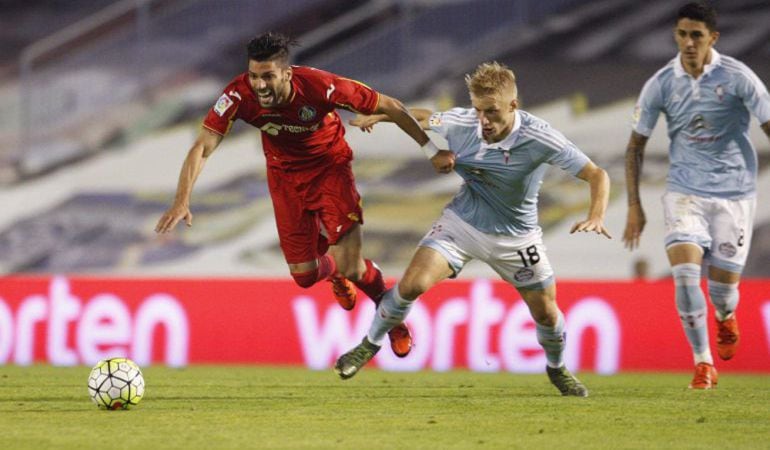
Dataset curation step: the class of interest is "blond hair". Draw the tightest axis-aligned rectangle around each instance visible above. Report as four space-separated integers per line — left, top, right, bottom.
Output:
464 62 517 100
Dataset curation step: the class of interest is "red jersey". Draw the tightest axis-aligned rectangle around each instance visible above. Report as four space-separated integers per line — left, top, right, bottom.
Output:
203 66 380 170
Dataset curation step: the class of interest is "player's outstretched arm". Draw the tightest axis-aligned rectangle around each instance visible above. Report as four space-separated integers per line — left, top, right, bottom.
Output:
571 161 612 239
623 131 649 250
372 95 453 173
155 128 223 233
349 108 433 132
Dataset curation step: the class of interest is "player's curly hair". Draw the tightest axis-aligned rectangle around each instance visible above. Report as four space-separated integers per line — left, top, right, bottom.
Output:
465 62 517 100
677 2 717 32
247 32 298 64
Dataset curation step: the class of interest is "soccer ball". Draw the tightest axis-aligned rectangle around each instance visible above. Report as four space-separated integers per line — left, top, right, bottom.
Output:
87 357 145 410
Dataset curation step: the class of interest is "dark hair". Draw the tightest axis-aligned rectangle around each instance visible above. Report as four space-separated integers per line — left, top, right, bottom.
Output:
247 32 297 64
677 2 717 31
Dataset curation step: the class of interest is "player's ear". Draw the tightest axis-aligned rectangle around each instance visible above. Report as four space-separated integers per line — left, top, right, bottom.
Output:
510 98 518 111
284 66 293 81
709 30 720 46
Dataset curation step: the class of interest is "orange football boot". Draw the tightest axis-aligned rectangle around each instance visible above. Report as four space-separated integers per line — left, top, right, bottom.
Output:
329 274 356 311
388 323 413 358
688 362 718 389
715 316 739 360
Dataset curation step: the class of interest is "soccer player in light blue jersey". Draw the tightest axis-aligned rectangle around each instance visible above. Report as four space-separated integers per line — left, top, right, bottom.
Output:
336 62 611 396
623 3 770 389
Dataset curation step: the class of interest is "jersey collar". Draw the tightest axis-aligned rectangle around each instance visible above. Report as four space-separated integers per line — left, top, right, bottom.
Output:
478 110 522 150
673 48 722 78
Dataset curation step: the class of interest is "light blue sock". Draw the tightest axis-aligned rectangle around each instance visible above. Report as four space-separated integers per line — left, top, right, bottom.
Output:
672 263 712 365
708 279 739 321
536 311 566 368
367 284 414 345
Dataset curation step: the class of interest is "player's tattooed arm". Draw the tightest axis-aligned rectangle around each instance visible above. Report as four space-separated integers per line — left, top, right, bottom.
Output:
623 131 649 250
625 131 648 207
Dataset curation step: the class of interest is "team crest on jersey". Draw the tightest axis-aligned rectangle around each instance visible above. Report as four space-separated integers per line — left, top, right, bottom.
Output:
514 268 534 283
715 84 724 102
429 114 442 127
214 94 234 117
718 242 737 258
298 105 317 122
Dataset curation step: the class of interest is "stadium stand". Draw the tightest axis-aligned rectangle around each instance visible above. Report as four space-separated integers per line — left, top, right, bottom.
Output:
0 0 768 279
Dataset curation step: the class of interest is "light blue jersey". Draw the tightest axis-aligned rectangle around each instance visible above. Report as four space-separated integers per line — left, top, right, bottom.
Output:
633 49 770 199
429 108 590 236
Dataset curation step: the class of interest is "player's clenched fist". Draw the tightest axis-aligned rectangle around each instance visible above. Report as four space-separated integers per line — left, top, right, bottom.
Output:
431 150 455 174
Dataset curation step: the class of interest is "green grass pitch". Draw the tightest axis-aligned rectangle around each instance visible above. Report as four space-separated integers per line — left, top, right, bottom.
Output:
0 365 768 449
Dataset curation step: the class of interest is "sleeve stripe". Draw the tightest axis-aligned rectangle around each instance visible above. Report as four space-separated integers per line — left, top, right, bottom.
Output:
440 118 478 128
441 111 476 123
521 129 565 151
723 60 768 94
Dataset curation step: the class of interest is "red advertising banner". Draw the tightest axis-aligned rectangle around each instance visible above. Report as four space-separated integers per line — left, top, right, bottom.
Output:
0 276 769 373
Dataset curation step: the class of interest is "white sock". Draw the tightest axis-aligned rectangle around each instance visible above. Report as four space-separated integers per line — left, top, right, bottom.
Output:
366 285 414 345
536 312 566 369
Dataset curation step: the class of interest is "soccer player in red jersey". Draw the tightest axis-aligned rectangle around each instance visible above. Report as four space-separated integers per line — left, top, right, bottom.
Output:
155 32 453 358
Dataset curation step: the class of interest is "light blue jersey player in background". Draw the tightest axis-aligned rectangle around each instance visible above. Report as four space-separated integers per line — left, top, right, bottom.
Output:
336 62 611 396
623 3 770 389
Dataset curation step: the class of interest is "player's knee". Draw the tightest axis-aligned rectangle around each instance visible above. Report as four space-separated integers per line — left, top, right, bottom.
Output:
398 275 430 301
672 263 701 284
291 269 318 289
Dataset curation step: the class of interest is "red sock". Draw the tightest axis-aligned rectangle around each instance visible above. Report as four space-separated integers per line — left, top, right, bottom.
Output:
291 270 318 288
353 259 386 304
290 255 337 288
317 254 337 281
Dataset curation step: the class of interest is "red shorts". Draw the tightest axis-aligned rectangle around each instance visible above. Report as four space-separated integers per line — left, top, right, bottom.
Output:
267 161 363 264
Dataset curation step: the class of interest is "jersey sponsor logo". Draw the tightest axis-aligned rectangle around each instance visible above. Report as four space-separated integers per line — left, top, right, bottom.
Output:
228 90 242 101
632 105 641 126
298 105 317 122
686 135 721 143
513 268 534 283
326 83 335 100
214 94 234 117
718 242 737 258
259 121 321 136
687 114 710 131
260 122 281 136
